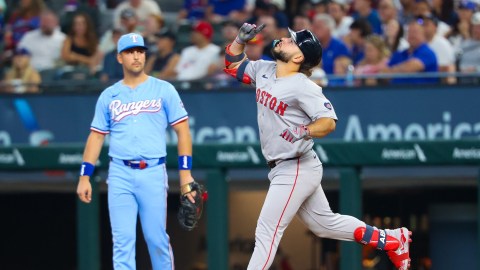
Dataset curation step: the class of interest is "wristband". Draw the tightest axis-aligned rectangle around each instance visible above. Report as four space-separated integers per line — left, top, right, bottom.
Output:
225 52 245 63
178 156 192 170
80 162 95 177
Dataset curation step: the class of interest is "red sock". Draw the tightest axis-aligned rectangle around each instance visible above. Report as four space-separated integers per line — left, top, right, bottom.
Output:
354 225 400 251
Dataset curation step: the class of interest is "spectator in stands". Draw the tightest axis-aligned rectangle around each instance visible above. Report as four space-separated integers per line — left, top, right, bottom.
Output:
447 1 476 55
347 19 373 65
311 14 352 77
431 0 458 27
99 28 124 83
354 35 390 85
377 0 398 32
292 14 311 32
61 13 100 74
247 0 289 36
245 33 273 61
384 19 409 52
177 0 209 23
420 14 456 83
328 0 353 39
353 0 383 34
309 0 329 17
59 0 100 36
100 8 141 55
145 29 179 80
380 20 438 84
18 10 66 71
3 0 45 61
0 0 5 32
142 14 165 53
206 0 248 23
264 0 290 30
414 0 450 36
458 12 480 75
220 20 241 47
175 21 221 81
310 66 329 87
398 0 415 24
414 0 433 18
2 48 41 93
257 15 285 60
113 0 161 29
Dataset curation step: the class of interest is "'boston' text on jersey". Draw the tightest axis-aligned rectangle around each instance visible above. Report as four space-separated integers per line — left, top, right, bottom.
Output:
256 89 289 116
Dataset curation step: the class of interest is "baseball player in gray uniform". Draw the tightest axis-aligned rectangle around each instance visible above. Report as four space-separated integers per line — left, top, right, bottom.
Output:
224 23 412 270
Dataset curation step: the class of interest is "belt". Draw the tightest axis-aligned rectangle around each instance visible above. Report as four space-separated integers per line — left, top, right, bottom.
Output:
267 156 300 169
267 149 314 169
110 157 165 169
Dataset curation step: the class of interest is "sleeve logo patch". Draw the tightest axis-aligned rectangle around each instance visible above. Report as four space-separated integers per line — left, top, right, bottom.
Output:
324 102 332 110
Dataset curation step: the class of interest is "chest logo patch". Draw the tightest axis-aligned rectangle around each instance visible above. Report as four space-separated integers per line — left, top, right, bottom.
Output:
256 89 289 116
110 99 162 121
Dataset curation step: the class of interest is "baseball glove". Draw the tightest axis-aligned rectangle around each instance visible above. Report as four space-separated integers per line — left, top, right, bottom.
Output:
177 181 207 231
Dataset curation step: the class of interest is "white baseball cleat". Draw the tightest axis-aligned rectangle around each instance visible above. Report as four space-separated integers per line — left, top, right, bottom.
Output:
386 227 412 270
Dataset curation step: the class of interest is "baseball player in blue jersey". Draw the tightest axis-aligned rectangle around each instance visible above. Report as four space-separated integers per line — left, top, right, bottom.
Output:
224 23 412 270
76 33 197 270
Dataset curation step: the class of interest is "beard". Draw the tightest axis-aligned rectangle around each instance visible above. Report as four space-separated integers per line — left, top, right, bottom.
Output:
271 48 290 63
124 62 145 76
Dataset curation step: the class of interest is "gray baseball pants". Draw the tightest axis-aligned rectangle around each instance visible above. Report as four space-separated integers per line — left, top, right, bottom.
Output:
247 150 365 270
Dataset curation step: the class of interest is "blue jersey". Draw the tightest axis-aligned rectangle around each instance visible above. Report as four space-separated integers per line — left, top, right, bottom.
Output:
351 45 365 66
183 0 208 20
353 10 383 35
209 0 245 16
388 43 439 84
91 76 188 160
322 38 351 75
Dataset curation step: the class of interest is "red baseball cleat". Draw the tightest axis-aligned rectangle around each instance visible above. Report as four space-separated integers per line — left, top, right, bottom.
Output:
386 227 412 270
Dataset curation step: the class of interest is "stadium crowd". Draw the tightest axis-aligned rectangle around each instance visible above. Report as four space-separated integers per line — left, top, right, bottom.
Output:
0 0 479 93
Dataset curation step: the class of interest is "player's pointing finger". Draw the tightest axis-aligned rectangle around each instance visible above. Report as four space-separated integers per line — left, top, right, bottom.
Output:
254 24 266 33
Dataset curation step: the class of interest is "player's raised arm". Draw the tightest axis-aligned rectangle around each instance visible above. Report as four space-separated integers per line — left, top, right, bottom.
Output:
77 130 105 203
223 23 265 82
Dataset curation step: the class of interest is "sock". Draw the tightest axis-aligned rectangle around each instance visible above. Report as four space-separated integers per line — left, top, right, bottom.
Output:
354 225 400 251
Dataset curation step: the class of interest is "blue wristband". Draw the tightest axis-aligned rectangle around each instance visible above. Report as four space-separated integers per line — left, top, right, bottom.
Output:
80 162 95 176
178 156 192 170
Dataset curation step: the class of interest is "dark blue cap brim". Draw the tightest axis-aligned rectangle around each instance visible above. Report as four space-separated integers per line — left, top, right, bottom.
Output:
118 45 148 54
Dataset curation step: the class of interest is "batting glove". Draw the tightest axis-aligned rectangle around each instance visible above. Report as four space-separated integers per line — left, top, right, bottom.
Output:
235 23 266 44
280 125 310 143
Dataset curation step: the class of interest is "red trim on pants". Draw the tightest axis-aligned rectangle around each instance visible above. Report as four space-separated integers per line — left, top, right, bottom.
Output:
261 158 300 270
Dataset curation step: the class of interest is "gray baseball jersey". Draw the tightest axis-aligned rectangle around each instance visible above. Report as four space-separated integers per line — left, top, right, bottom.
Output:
243 60 365 269
244 60 337 161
